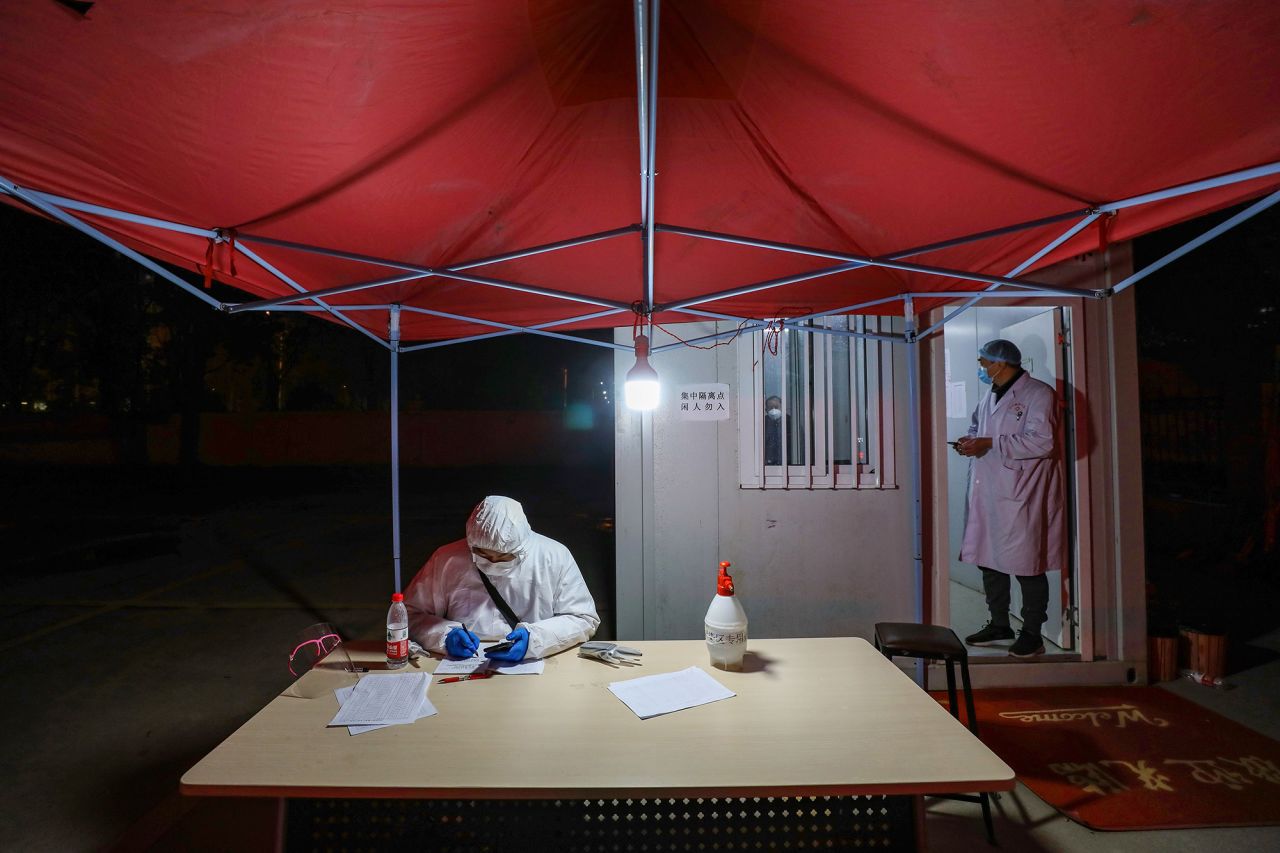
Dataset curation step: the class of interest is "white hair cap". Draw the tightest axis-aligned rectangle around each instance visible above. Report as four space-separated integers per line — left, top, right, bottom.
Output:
465 496 532 555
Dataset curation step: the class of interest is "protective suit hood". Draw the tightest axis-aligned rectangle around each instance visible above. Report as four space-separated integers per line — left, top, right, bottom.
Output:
466 496 532 557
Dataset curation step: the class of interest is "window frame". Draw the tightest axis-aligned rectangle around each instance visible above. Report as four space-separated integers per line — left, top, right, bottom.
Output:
737 316 896 490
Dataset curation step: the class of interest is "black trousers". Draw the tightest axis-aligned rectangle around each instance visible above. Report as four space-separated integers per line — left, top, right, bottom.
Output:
980 566 1050 639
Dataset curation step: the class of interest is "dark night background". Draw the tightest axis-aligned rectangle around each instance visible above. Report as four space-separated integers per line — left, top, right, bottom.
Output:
2 197 1278 646
1133 201 1280 652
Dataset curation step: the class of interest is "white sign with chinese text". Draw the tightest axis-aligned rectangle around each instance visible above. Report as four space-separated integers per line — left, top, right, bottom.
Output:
677 383 731 421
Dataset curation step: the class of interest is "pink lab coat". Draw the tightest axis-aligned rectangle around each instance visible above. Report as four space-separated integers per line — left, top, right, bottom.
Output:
959 372 1066 576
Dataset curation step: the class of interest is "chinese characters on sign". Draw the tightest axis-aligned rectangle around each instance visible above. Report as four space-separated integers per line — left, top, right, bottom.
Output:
677 383 731 421
998 701 1280 797
1048 755 1280 795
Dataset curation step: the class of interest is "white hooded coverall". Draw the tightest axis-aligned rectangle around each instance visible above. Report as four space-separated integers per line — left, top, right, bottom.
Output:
404 496 600 660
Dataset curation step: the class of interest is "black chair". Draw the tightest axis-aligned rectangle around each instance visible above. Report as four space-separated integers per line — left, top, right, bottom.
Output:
873 622 996 845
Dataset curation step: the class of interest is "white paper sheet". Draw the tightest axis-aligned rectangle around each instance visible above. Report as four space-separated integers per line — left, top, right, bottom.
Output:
490 658 545 675
336 683 437 735
328 672 428 727
607 666 735 720
946 381 968 419
433 642 545 675
433 655 490 675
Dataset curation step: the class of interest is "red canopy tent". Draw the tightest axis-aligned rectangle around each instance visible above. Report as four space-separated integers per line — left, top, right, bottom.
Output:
3 1 1279 595
3 0 1278 342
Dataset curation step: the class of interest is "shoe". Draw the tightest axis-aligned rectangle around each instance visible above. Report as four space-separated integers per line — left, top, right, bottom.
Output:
1008 631 1046 658
965 622 1016 645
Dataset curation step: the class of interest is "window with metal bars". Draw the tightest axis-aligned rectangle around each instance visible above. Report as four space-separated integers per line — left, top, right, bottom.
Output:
737 316 896 489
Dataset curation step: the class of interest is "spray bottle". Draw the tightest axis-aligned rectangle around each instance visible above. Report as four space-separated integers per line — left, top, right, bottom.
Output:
704 561 748 671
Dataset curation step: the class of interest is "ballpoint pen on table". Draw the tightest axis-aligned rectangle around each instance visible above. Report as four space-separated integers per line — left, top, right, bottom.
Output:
438 671 495 684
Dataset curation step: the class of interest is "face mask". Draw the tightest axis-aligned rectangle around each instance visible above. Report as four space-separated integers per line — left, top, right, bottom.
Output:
977 366 993 385
767 408 782 419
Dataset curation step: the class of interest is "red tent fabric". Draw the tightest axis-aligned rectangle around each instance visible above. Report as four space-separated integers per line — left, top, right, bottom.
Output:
2 1 1278 342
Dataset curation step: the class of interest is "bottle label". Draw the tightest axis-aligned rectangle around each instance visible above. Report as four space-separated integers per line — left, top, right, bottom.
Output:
705 629 748 646
387 626 408 661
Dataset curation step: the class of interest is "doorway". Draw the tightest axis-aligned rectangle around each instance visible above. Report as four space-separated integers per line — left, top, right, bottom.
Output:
942 306 1079 658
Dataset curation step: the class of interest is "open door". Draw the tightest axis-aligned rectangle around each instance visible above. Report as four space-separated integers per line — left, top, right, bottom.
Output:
998 309 1074 650
944 306 1077 655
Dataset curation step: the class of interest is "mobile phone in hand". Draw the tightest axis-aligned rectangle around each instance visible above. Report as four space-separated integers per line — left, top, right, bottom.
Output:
485 639 516 655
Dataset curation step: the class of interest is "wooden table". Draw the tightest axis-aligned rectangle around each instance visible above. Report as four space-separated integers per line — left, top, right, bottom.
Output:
182 638 1014 849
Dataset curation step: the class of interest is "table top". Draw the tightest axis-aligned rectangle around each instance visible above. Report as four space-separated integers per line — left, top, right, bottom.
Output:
181 637 1015 799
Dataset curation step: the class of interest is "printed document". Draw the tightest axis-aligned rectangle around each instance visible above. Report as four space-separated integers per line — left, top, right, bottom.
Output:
328 672 428 727
335 683 437 735
608 666 735 720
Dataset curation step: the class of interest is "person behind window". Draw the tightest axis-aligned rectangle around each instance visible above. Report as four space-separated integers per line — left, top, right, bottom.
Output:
404 495 600 662
953 339 1066 659
764 394 783 465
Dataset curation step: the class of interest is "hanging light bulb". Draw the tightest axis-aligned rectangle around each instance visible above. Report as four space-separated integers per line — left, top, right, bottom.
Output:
624 333 660 411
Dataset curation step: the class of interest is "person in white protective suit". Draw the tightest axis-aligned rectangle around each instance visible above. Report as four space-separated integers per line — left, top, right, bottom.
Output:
953 339 1066 659
404 495 600 662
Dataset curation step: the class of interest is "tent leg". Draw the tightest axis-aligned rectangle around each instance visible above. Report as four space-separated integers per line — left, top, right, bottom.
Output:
390 306 403 592
904 297 926 687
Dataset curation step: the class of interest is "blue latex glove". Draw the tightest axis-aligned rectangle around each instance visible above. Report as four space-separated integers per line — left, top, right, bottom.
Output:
444 626 479 658
484 626 530 662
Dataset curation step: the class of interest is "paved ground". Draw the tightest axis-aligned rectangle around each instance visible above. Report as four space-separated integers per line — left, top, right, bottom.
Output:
0 465 614 852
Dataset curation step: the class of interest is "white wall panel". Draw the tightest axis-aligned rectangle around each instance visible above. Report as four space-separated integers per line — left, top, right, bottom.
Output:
616 322 914 643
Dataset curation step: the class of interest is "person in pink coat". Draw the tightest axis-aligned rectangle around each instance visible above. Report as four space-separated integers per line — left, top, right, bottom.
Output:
954 339 1066 658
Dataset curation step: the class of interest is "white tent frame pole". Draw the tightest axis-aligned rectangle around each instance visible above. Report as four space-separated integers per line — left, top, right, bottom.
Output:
401 308 628 351
789 296 908 321
226 271 432 313
1111 189 1280 294
651 314 901 352
233 264 633 315
658 261 869 311
639 0 660 314
0 175 221 309
916 212 1103 340
655 224 1091 298
914 164 1280 339
20 183 642 299
12 156 1277 348
22 188 216 238
239 304 398 312
660 297 906 340
654 158 1280 264
397 305 632 351
1098 161 1280 213
239 225 640 276
654 208 1091 277
389 305 403 591
904 290 1096 299
903 296 926 685
634 0 651 226
233 242 391 349
230 225 641 312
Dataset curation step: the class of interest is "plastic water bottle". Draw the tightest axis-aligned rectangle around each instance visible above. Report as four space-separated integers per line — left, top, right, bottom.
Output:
386 592 409 669
704 561 748 671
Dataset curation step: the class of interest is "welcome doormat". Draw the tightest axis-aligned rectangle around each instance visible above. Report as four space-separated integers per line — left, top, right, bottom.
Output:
937 687 1280 830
